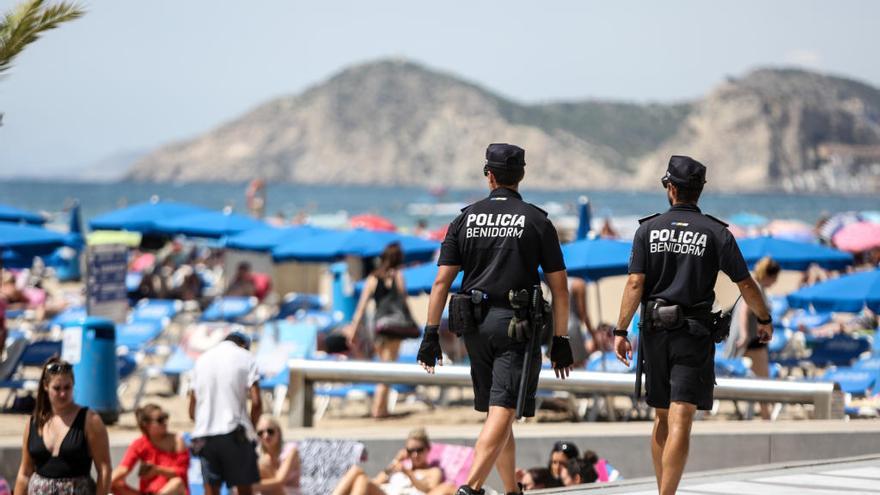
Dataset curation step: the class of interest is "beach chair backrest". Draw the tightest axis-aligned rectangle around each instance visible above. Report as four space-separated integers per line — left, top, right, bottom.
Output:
822 367 876 395
427 443 474 487
811 334 871 367
20 340 62 367
0 339 28 381
132 299 179 323
298 439 365 494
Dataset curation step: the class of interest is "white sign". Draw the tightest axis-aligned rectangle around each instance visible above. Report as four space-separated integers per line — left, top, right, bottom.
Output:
62 326 83 364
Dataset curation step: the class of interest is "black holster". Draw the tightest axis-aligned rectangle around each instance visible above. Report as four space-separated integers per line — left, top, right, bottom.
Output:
448 290 487 337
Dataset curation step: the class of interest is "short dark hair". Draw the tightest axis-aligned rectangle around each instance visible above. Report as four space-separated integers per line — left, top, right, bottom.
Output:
673 184 702 204
487 165 524 187
527 467 562 489
564 458 598 484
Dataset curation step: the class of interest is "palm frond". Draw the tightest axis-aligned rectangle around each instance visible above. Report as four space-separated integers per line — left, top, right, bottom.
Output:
0 0 84 75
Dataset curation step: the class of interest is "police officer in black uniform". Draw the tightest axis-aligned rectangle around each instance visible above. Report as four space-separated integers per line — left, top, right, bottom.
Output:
613 155 773 495
417 143 574 495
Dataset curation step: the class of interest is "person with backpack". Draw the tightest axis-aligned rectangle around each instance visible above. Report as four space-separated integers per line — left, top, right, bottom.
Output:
344 242 418 418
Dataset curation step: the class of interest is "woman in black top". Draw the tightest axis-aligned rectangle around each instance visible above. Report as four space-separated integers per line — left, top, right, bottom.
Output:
343 242 411 418
15 357 112 495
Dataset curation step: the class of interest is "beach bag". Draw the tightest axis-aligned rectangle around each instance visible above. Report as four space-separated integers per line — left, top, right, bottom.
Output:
374 277 420 339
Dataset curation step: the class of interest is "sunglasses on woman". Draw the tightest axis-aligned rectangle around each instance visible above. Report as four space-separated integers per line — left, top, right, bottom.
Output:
406 446 427 455
147 414 169 424
257 428 277 438
46 362 73 374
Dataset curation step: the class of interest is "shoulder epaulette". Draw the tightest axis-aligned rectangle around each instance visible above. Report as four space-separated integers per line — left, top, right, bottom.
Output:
526 202 549 217
704 214 729 227
638 213 660 224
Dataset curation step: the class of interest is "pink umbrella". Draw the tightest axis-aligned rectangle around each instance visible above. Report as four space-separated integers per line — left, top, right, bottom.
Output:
833 221 880 253
349 214 397 232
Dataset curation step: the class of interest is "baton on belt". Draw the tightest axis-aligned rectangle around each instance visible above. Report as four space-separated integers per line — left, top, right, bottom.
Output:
515 284 543 420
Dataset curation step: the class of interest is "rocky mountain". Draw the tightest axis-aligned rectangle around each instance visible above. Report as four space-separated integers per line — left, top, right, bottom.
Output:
636 69 880 192
128 60 880 192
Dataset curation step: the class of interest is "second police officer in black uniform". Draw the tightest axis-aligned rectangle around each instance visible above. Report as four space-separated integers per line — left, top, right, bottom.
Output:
613 155 774 495
417 143 574 495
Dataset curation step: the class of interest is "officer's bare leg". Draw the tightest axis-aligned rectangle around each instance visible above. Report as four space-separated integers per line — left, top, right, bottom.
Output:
660 401 696 495
651 407 669 490
494 428 518 493
372 338 402 417
465 406 516 490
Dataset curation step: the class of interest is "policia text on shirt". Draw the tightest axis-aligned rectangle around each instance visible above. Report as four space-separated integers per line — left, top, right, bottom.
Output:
613 155 773 495
417 143 574 495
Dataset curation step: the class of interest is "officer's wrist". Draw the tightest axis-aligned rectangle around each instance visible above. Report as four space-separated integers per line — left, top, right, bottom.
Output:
756 315 772 325
612 329 629 338
424 324 440 335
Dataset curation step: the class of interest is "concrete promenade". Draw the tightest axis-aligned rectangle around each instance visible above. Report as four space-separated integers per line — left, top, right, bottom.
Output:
535 453 880 494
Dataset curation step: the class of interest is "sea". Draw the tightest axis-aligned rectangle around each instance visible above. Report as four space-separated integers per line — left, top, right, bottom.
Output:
3 180 878 237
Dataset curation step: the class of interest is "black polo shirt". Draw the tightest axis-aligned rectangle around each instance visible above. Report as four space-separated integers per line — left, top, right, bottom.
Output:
629 203 749 308
438 187 566 305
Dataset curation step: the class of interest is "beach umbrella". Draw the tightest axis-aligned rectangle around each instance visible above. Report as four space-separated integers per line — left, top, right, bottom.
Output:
832 222 880 253
0 203 45 225
788 268 880 313
225 225 327 252
272 229 438 263
728 212 768 228
575 196 592 241
561 238 633 281
818 211 863 242
89 200 209 234
356 262 463 295
764 219 815 243
736 236 853 271
350 214 396 232
0 223 66 261
153 210 265 239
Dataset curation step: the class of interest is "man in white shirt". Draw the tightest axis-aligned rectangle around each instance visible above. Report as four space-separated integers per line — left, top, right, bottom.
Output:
189 332 262 495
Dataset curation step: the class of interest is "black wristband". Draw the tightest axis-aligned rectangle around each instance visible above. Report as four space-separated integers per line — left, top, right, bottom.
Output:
756 316 772 325
424 324 440 335
613 329 628 338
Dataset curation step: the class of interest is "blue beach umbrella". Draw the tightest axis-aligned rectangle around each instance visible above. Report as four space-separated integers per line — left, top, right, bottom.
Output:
225 225 327 252
736 236 853 271
561 238 633 281
728 212 768 228
272 229 439 263
0 204 45 225
0 223 66 266
153 210 265 239
787 268 880 313
89 200 209 234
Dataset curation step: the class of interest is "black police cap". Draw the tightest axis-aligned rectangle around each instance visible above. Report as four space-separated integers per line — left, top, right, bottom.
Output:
485 143 526 170
663 155 707 188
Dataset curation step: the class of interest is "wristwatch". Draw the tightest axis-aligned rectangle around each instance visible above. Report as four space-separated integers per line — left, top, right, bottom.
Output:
756 315 773 325
612 329 628 338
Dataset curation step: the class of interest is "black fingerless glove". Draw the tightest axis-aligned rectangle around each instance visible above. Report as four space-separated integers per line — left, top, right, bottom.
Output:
549 336 574 369
417 325 442 367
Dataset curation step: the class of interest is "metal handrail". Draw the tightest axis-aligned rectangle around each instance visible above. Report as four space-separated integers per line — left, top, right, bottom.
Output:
285 359 836 426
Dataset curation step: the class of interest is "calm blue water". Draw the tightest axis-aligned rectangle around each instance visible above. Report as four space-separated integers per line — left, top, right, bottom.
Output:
2 180 878 230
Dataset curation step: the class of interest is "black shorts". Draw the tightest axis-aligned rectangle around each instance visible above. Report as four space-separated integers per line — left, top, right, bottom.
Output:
643 320 715 411
196 426 260 487
463 307 542 417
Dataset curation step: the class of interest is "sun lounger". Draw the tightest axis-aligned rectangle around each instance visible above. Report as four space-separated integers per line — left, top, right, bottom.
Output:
200 296 257 322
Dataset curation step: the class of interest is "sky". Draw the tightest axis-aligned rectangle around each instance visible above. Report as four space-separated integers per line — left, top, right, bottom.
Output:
0 0 878 176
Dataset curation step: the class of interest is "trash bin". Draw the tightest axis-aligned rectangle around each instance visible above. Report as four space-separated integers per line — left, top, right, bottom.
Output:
330 262 357 322
61 317 119 424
